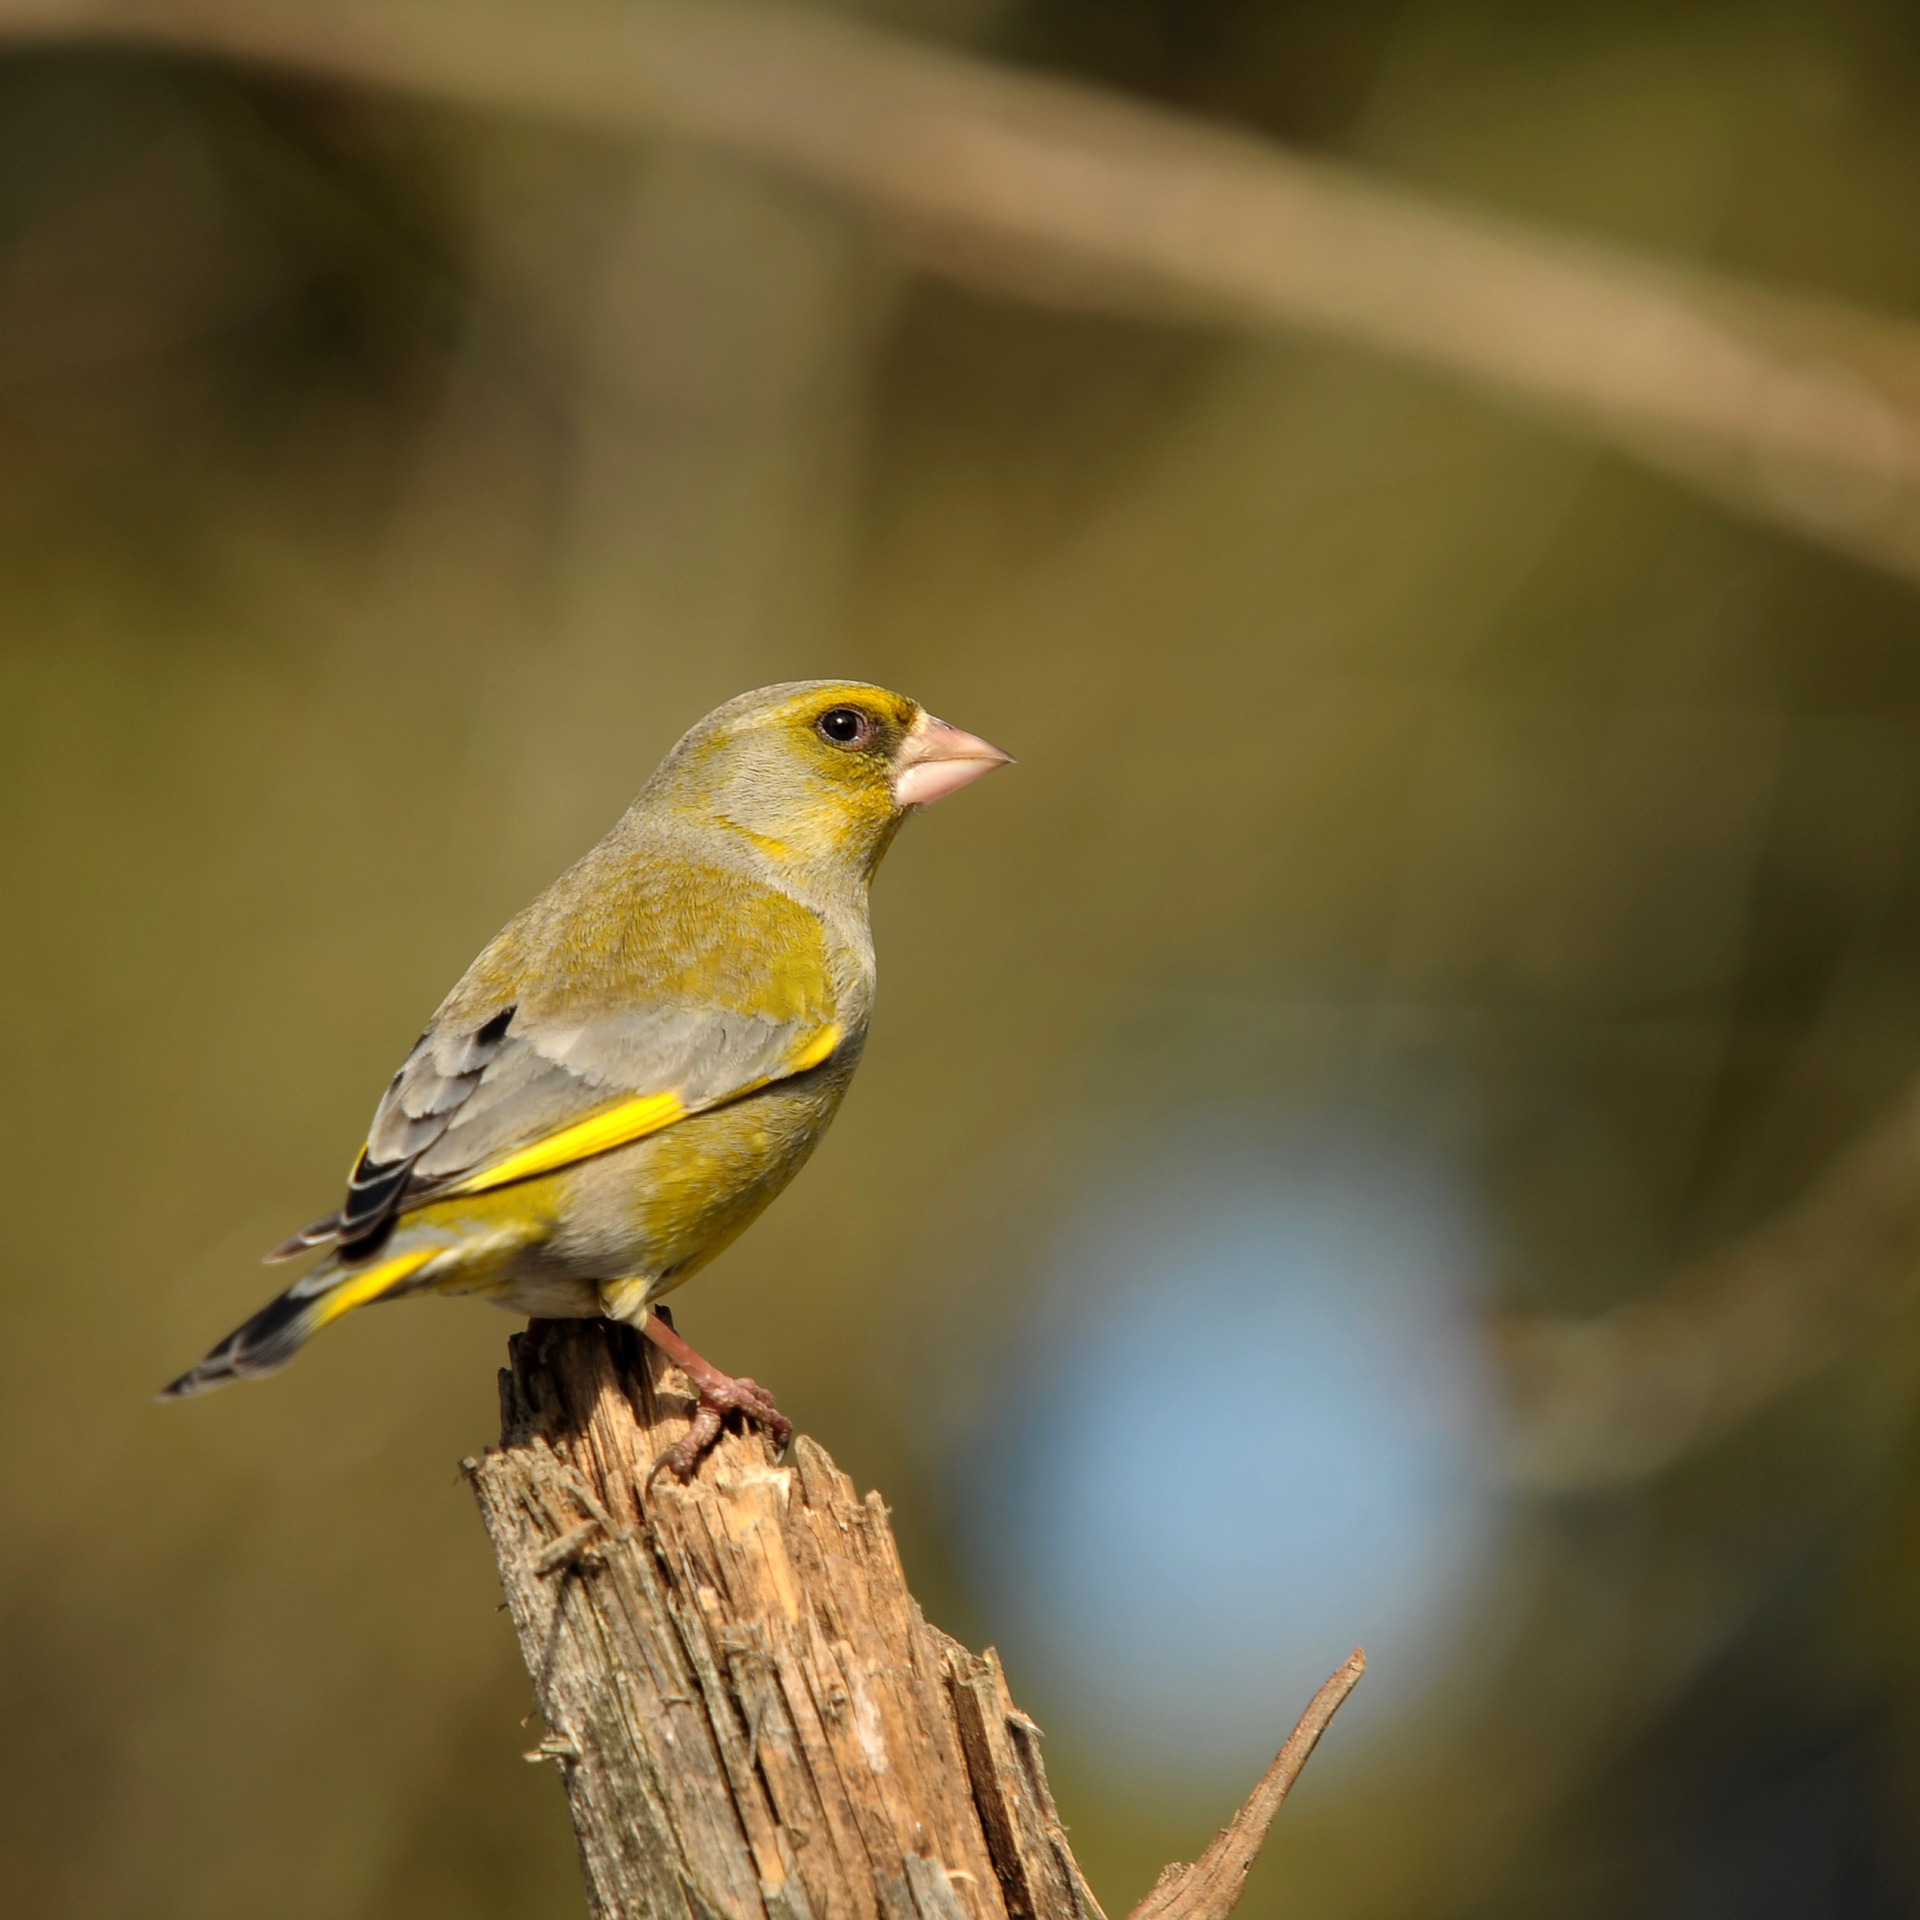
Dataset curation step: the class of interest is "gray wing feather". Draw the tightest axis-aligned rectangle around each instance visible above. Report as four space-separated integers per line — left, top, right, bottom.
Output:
408 1009 807 1179
307 999 826 1256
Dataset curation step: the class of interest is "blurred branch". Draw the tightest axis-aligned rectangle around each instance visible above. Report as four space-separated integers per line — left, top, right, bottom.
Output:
468 1321 1360 1920
1499 1079 1920 1491
1126 1649 1366 1920
5 1 1920 581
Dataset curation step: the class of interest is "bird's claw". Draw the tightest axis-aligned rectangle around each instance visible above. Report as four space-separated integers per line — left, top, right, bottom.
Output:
647 1370 794 1487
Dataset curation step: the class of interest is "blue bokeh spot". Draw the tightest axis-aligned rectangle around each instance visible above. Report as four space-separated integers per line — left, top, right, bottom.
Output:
953 1117 1504 1783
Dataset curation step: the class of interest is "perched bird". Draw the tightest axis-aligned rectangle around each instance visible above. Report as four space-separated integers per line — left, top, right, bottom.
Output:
161 681 1009 1478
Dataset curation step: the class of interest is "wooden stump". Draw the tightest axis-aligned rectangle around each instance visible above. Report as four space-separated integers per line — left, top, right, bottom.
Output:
465 1320 1361 1920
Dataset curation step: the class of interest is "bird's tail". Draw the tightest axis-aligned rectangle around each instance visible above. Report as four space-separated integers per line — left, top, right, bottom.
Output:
157 1247 437 1400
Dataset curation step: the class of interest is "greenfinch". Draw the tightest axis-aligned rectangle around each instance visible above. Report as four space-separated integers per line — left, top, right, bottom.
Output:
162 681 1010 1477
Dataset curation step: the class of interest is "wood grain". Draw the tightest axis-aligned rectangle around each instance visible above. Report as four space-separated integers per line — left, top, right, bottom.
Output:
465 1319 1358 1920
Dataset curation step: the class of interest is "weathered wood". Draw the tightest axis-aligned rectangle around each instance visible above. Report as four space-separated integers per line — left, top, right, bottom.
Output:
1126 1651 1366 1920
464 1320 1359 1920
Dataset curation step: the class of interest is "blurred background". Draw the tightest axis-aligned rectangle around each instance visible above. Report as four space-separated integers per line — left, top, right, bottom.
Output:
9 0 1920 1914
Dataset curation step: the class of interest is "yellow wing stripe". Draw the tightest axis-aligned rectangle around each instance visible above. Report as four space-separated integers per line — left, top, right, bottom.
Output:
786 1023 842 1075
443 1023 843 1199
312 1248 437 1330
448 1091 684 1196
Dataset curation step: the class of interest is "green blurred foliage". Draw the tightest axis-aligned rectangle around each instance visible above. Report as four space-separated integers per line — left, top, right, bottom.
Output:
8 3 1920 1915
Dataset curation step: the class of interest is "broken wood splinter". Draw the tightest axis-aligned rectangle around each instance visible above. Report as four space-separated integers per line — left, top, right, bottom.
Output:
469 1320 1362 1920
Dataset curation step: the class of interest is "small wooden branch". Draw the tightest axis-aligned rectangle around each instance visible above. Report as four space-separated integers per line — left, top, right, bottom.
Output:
463 1320 1361 1920
1127 1650 1366 1920
1499 1076 1920 1489
8 2 1920 582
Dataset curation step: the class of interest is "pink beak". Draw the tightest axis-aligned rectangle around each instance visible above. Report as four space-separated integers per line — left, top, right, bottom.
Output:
891 714 1014 809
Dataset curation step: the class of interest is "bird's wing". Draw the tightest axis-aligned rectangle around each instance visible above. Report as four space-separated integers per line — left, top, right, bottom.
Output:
274 864 843 1259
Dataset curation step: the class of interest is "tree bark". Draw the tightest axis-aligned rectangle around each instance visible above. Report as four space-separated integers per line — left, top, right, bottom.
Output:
464 1319 1361 1920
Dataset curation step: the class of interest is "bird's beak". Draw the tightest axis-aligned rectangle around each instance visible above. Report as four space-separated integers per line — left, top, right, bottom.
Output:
891 715 1014 809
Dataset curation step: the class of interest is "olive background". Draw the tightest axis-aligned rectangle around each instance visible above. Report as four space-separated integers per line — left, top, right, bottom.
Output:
9 3 1920 1915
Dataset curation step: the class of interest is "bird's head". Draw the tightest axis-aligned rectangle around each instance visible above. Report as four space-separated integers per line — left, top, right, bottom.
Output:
647 680 1012 881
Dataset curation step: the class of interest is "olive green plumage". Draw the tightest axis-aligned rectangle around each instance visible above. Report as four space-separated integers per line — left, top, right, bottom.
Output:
162 680 1007 1399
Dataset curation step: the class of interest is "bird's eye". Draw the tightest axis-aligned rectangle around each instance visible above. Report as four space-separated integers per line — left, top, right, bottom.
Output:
817 706 873 749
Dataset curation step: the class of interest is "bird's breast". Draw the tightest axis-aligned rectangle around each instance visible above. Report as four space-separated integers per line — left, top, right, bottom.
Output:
552 1062 855 1279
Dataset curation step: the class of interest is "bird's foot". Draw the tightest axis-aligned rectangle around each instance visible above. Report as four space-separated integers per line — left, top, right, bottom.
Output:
640 1310 793 1486
646 1372 791 1486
